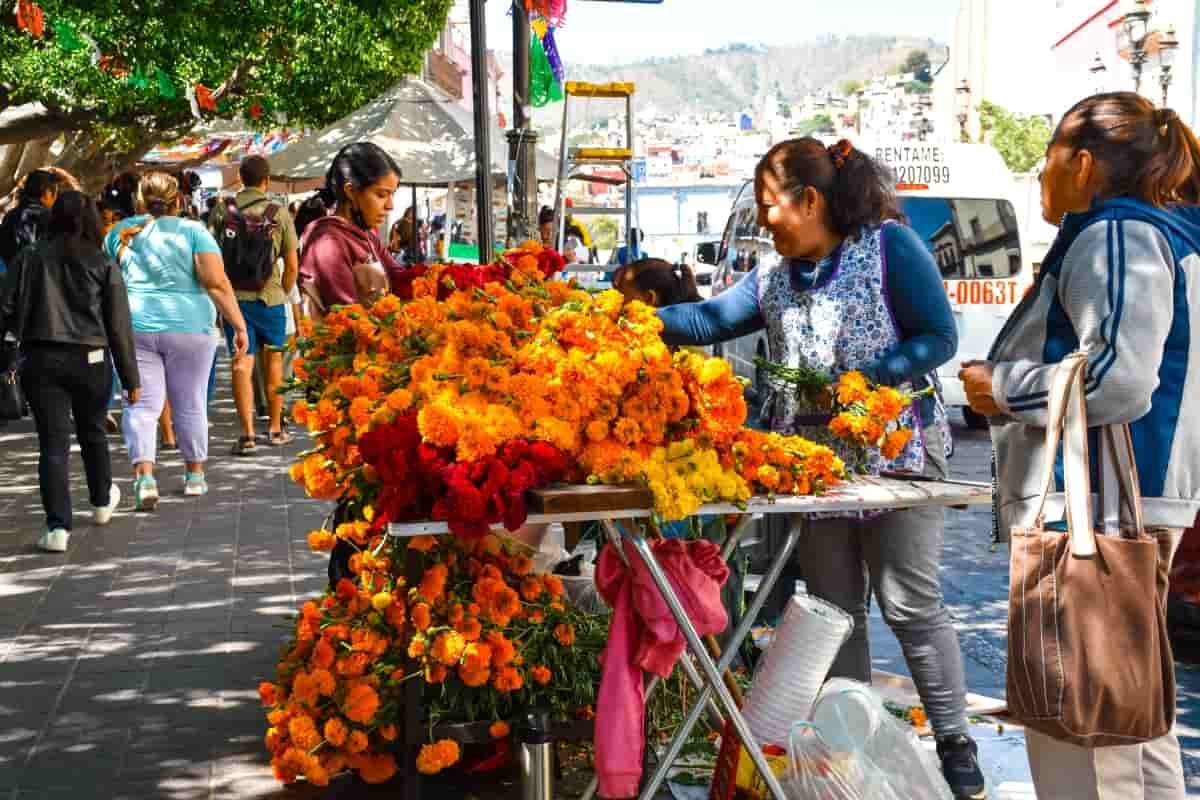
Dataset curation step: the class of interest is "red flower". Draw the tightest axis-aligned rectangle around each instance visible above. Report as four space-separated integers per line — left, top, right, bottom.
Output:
536 249 565 278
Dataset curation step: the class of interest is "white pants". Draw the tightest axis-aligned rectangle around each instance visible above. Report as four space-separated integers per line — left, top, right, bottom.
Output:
1025 528 1186 799
1026 728 1185 799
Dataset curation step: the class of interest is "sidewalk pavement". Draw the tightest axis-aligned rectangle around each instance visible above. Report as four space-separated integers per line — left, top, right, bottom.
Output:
0 361 346 799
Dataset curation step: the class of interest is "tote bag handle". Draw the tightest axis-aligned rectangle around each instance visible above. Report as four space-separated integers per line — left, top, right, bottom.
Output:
1029 351 1096 558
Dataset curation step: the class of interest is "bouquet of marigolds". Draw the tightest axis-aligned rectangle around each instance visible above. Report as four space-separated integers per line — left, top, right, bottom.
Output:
261 532 607 786
755 357 929 464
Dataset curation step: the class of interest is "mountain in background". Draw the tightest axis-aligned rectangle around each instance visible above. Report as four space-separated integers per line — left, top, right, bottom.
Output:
498 35 945 121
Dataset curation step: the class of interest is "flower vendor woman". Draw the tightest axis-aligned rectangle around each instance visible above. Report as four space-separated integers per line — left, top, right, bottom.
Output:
656 138 985 799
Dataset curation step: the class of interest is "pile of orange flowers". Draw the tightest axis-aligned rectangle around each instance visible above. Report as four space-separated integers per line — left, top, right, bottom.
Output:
262 531 606 786
286 241 850 530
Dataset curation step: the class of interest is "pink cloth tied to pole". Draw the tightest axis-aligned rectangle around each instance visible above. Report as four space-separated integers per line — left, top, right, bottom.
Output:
593 537 730 799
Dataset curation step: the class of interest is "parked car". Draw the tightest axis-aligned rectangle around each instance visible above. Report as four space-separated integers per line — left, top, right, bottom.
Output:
698 142 1033 429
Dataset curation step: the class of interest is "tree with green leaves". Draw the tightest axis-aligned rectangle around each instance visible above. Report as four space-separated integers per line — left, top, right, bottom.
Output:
979 100 1053 174
0 0 453 193
900 50 932 84
793 114 834 137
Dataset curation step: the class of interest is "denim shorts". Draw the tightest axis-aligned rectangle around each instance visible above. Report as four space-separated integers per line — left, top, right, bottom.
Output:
225 300 287 354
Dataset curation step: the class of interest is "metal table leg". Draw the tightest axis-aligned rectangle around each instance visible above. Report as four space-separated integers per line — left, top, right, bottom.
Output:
626 528 790 800
636 516 804 800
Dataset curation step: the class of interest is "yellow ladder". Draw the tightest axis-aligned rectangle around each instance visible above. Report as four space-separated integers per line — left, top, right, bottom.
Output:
552 81 636 269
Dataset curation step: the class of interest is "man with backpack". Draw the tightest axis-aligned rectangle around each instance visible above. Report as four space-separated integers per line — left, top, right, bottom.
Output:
209 155 299 455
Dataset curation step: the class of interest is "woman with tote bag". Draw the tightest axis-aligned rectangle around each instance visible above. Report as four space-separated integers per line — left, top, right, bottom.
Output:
960 92 1200 798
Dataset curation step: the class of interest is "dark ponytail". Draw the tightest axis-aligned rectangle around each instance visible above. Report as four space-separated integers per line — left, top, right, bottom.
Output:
755 137 901 238
1054 92 1200 206
321 142 401 228
294 192 331 238
48 190 104 258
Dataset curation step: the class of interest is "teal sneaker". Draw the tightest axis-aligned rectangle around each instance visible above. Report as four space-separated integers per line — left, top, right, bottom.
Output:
133 475 159 511
183 472 208 497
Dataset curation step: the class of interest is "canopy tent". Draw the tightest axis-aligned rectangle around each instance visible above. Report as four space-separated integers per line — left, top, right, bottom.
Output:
266 78 557 187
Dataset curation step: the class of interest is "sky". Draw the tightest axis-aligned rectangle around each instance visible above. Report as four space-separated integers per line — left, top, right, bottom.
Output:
481 0 961 65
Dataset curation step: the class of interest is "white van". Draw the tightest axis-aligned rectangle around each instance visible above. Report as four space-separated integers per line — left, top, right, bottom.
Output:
701 142 1032 428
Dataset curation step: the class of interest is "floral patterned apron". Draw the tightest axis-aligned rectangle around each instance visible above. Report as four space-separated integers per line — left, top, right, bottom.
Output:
756 222 952 481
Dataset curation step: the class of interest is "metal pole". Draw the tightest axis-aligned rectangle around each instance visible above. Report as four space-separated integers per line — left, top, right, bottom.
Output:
507 0 538 245
468 0 494 264
625 532 789 800
410 184 418 262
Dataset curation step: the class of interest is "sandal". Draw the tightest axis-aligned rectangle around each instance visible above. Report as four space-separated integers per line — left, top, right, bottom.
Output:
268 429 294 446
231 435 257 456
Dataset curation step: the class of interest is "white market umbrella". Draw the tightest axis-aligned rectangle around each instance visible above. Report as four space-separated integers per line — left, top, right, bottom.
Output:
267 78 556 187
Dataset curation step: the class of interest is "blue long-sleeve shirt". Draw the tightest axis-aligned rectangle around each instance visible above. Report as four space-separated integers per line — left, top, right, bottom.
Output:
658 224 957 417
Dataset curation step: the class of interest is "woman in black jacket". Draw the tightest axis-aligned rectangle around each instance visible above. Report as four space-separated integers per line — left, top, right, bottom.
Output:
0 192 140 552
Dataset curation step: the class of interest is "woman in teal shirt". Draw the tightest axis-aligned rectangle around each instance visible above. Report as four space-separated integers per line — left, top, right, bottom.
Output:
106 172 248 509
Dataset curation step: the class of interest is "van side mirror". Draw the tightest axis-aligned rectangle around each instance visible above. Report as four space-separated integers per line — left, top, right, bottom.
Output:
696 241 719 265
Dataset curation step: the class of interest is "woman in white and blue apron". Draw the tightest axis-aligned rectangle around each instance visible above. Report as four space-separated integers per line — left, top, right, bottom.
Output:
658 138 984 800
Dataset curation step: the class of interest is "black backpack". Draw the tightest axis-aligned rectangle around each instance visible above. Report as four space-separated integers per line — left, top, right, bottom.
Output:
219 198 280 292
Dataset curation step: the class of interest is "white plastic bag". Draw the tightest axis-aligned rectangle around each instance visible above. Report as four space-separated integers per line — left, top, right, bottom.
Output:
785 723 875 800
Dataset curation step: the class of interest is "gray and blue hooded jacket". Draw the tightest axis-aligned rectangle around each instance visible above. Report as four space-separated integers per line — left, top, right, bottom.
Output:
989 197 1200 532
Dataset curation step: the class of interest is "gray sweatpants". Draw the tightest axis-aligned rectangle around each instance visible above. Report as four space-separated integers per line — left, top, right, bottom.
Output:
795 426 968 737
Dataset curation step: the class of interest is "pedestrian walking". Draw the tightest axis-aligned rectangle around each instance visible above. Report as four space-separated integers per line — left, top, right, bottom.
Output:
0 169 63 270
0 191 139 552
207 155 299 455
961 91 1200 800
297 142 404 321
106 171 248 509
656 137 985 799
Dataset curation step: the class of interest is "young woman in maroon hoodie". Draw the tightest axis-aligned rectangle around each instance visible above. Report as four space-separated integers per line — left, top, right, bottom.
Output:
298 142 405 318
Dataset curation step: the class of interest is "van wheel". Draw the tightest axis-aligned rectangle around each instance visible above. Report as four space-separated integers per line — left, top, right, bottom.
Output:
962 407 989 430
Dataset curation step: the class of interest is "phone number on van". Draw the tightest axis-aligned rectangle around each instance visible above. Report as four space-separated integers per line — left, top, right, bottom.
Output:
895 165 951 185
943 279 1023 306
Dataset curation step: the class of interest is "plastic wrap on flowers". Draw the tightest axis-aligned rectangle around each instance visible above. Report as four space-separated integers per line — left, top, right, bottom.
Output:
262 532 607 786
286 241 850 532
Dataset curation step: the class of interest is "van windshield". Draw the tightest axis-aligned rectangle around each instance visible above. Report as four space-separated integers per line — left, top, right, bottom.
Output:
900 197 1022 280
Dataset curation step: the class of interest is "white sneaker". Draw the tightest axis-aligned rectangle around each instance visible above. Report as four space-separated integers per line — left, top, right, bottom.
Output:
37 528 70 553
93 483 120 525
183 472 208 497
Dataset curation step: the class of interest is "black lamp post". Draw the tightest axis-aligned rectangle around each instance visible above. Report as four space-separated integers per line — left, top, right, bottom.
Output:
1157 25 1180 107
1118 0 1152 93
1089 52 1108 94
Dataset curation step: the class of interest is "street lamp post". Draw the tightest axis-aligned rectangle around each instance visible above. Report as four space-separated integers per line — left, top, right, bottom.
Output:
855 88 866 135
1157 25 1180 107
1118 0 1152 93
955 79 971 143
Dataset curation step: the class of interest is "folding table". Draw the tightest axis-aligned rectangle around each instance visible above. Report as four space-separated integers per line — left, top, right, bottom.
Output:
389 476 991 800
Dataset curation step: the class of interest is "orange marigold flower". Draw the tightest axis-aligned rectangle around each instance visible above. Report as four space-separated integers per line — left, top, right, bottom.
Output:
554 623 576 647
312 638 335 670
358 752 398 784
418 563 449 603
510 554 533 576
519 577 544 601
407 635 427 659
408 534 438 553
459 664 491 687
531 665 552 685
492 665 524 693
288 715 322 751
881 428 913 460
426 663 448 683
346 729 369 754
528 609 545 624
379 724 397 741
336 652 370 678
311 668 336 696
585 420 609 442
489 720 511 739
448 603 465 626
431 631 467 666
307 529 336 552
258 681 282 706
412 603 432 631
344 684 380 725
458 617 482 642
265 726 285 754
323 717 348 748
434 739 461 766
544 574 564 598
486 632 516 667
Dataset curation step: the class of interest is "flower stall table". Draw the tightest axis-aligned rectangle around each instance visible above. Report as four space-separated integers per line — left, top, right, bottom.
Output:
388 476 990 800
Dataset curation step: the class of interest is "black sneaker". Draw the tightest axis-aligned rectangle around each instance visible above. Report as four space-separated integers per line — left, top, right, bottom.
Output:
937 734 987 799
